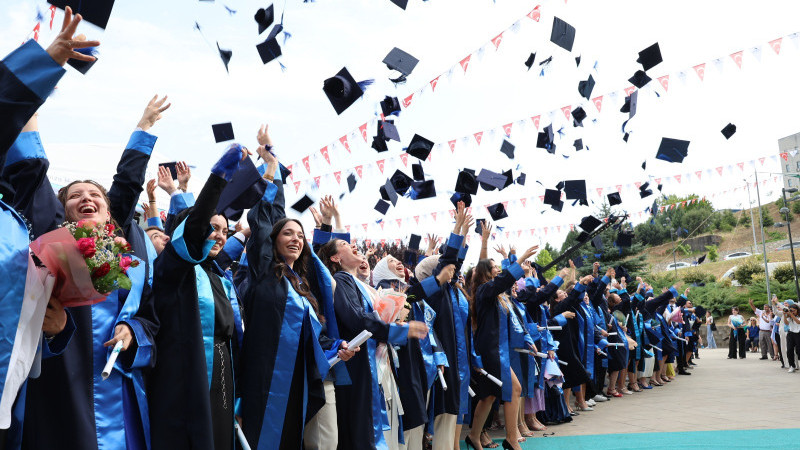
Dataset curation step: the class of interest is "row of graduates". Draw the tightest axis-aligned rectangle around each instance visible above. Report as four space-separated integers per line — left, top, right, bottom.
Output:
0 20 702 450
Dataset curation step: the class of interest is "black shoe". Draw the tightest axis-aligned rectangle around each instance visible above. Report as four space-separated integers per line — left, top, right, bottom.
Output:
678 370 691 375
760 357 768 360
569 411 579 416
464 435 480 450
739 356 746 359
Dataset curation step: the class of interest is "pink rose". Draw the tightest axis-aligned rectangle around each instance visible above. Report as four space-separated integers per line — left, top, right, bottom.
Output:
76 237 97 258
77 219 96 230
119 256 133 273
114 236 132 252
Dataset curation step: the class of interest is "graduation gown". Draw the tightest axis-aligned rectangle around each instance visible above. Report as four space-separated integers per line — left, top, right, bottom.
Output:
239 176 331 449
549 283 590 389
148 173 245 450
2 128 159 450
333 271 411 450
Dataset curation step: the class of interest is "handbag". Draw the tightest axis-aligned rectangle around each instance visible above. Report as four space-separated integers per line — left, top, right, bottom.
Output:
710 322 717 331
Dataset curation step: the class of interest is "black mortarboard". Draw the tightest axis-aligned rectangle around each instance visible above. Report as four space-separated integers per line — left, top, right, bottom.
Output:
556 181 565 190
615 265 631 282
347 173 357 192
721 123 736 139
551 200 564 212
372 136 389 152
380 96 401 117
576 231 590 242
537 124 554 151
217 42 233 73
501 169 514 189
475 218 485 235
628 70 651 88
623 132 630 142
375 199 391 215
524 53 536 70
607 192 622 206
48 0 115 29
450 192 472 208
66 47 98 74
410 180 436 200
217 157 269 221
412 163 424 181
388 0 408 10
637 42 663 71
616 232 633 247
575 55 582 67
591 235 604 251
642 161 647 170
389 169 413 196
159 162 178 180
379 185 390 202
639 182 653 198
550 17 576 52
212 123 235 143
455 170 479 194
383 178 399 205
254 5 274 35
578 74 595 100
377 120 400 142
409 234 422 250
323 67 364 115
500 140 515 159
620 95 632 113
543 189 561 206
278 163 291 182
516 173 526 186
579 215 602 232
407 134 434 160
564 180 587 202
477 169 508 191
656 137 690 163
256 36 282 64
290 194 314 213
574 139 584 151
571 106 587 126
487 203 508 221
571 256 585 268
383 47 418 76
628 90 639 118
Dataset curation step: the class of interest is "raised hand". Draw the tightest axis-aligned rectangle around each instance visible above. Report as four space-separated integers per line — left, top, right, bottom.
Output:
481 222 493 242
157 165 175 195
452 201 466 233
319 196 336 224
309 206 322 228
146 179 157 201
460 212 474 237
176 161 191 191
46 6 101 66
519 245 540 262
257 145 277 165
141 202 152 219
579 274 594 285
493 244 508 259
436 264 456 285
257 124 273 147
137 95 170 132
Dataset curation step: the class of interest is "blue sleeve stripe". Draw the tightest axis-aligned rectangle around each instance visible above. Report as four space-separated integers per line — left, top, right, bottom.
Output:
501 259 510 270
601 275 610 284
5 131 45 167
262 182 278 203
146 216 163 229
223 235 244 259
332 232 350 242
125 130 157 155
574 282 587 293
420 276 440 298
669 287 679 298
554 314 567 327
525 277 540 288
446 233 464 249
507 262 524 280
168 192 195 215
171 218 213 264
312 230 332 245
3 40 65 100
388 323 409 345
551 276 563 287
458 245 468 260
120 318 153 369
434 352 449 367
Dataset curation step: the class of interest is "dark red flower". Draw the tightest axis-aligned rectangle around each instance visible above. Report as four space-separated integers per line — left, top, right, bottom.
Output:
76 237 97 258
105 223 115 234
92 262 111 279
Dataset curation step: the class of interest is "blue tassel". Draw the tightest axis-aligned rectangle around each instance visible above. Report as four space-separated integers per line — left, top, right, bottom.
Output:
36 9 44 22
655 91 661 98
556 127 565 137
279 61 287 72
357 79 375 91
283 30 292 45
539 68 545 77
224 5 237 15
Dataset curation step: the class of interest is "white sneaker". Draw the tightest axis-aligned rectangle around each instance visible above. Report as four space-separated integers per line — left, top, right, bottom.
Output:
789 367 796 373
587 399 596 407
592 395 608 402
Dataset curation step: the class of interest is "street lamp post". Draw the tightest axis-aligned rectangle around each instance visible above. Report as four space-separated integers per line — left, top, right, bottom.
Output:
781 187 800 301
666 218 678 282
754 170 772 301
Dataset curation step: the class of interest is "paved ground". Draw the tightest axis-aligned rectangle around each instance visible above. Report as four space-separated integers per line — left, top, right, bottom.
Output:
485 348 799 441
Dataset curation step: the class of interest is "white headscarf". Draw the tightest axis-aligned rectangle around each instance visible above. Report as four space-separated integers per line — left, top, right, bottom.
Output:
414 255 440 281
372 256 404 287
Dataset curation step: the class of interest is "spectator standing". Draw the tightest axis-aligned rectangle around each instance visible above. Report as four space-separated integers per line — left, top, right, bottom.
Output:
749 299 775 360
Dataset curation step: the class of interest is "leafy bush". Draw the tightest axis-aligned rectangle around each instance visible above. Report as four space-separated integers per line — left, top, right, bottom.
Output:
733 257 765 285
761 208 775 227
706 245 719 262
676 243 692 256
681 269 716 285
793 202 800 215
773 264 797 285
535 249 557 280
738 213 751 227
722 210 738 228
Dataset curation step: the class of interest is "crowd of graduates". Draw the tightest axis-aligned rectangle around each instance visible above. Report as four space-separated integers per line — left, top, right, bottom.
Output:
0 9 710 450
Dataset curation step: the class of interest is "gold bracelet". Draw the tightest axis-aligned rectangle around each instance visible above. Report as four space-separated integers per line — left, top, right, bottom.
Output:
264 174 274 182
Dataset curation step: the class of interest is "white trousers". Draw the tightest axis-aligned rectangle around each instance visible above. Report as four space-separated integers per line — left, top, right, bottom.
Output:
398 425 424 450
432 414 457 450
304 381 337 450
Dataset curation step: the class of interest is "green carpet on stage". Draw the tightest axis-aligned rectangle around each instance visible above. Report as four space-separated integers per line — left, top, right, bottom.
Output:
462 428 800 450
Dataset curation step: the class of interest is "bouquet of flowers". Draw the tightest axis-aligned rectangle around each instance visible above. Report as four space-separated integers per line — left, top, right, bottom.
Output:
373 287 408 324
29 220 139 307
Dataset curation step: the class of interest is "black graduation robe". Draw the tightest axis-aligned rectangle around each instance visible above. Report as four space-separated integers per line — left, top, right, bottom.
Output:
549 283 590 389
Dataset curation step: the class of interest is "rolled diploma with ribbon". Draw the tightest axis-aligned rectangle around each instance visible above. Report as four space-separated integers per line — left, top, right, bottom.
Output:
479 368 502 387
328 330 373 367
597 350 608 357
675 337 688 343
438 367 447 391
606 342 626 347
468 386 476 397
514 348 568 366
651 345 663 352
607 332 618 336
101 340 123 380
539 326 562 331
235 423 251 450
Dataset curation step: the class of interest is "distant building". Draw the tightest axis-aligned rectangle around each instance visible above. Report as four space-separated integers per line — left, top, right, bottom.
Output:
779 132 800 189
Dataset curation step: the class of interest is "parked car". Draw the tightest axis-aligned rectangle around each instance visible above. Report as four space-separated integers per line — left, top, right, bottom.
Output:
723 252 752 261
666 262 692 270
776 242 800 251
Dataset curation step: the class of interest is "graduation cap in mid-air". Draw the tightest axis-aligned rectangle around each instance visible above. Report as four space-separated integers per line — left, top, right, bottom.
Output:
616 232 633 247
388 0 408 10
656 137 690 163
217 157 269 221
410 180 436 200
67 47 99 74
524 53 536 70
578 74 595 100
159 162 179 180
389 169 413 196
564 180 587 203
323 67 364 115
347 173 357 192
254 4 274 34
474 218 486 235
574 139 584 151
383 179 399 205
455 170 479 195
571 106 587 126
383 47 418 82
537 124 555 153
406 134 434 160
543 189 561 206
591 235 604 251
500 140 515 159
290 194 314 213
721 123 737 139
487 203 508 221
377 120 400 142
450 192 472 208
628 70 651 88
256 36 281 64
637 42 663 71
550 16 576 52
516 172 526 186
48 0 115 29
217 42 233 73
212 123 235 143
380 96 401 117
477 169 508 191
579 215 602 232
607 192 622 206
375 199 391 215
411 163 424 181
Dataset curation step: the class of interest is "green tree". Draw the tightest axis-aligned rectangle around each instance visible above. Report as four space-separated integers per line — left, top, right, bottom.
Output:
761 208 775 227
535 249 557 280
738 213 751 228
792 201 800 215
705 245 719 262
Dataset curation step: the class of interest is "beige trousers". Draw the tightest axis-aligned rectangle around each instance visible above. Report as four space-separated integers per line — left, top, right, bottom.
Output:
304 381 337 450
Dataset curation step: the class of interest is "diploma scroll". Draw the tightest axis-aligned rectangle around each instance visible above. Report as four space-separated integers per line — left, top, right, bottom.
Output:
328 330 373 367
606 342 626 347
538 326 562 331
514 349 568 366
607 332 618 336
101 341 123 380
479 369 502 387
651 345 663 352
438 367 447 391
675 337 688 343
235 423 251 450
597 350 608 357
468 386 476 397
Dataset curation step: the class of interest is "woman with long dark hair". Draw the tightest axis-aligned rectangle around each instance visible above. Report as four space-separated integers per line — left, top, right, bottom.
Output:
238 146 354 449
464 245 538 450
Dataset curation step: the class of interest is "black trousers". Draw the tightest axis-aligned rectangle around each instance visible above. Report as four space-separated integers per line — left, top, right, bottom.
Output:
728 329 746 358
776 332 784 365
787 332 800 369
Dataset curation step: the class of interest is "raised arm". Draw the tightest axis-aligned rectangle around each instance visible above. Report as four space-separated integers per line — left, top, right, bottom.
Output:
245 143 282 277
476 245 538 302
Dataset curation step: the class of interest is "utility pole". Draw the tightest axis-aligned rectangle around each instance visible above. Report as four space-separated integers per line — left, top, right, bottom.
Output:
666 217 678 282
745 178 758 255
754 170 771 300
781 187 800 301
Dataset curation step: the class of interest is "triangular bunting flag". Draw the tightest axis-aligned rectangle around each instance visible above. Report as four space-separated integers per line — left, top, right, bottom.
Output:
730 51 743 69
675 174 681 183
769 37 783 55
359 123 368 142
527 5 541 21
737 162 745 171
716 166 723 176
694 63 706 81
592 96 603 112
780 152 789 161
400 153 408 167
474 131 483 145
695 171 702 180
302 156 311 173
320 146 331 164
448 140 456 152
334 171 342 184
503 123 513 137
658 75 669 91
377 160 385 174
491 32 503 50
355 165 363 178
403 93 414 108
339 135 350 153
759 157 765 165
531 115 541 130
430 76 440 92
596 187 603 196
520 198 527 207
624 86 636 97
460 54 472 73
561 105 572 120
294 181 302 192
314 176 321 187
